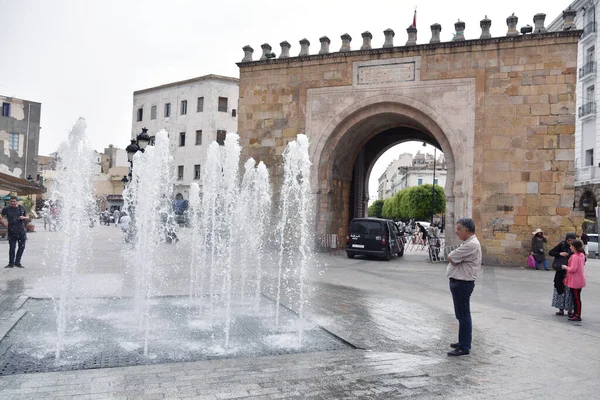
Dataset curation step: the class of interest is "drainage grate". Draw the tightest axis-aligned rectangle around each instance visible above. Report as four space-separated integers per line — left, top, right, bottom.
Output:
0 297 352 375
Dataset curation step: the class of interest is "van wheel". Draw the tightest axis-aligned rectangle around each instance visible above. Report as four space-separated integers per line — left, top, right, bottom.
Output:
347 253 355 259
383 249 391 261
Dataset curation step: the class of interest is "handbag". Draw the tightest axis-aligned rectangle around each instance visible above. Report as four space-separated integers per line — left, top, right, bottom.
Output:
527 255 536 268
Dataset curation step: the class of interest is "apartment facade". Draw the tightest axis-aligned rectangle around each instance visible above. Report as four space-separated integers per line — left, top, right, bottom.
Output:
0 95 41 180
549 3 600 224
377 152 447 200
131 74 239 199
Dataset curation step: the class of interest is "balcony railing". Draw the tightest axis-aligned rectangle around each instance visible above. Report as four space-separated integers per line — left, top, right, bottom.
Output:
582 21 597 39
579 101 596 118
576 166 600 182
579 61 597 79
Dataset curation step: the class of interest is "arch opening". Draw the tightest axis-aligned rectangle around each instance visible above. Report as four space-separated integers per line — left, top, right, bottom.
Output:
314 101 460 242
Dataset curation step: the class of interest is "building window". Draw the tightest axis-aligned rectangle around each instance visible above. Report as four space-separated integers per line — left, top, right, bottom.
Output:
194 164 201 180
434 178 438 185
137 108 143 122
218 97 228 112
417 178 423 185
587 46 596 64
217 130 226 145
1 103 10 117
164 103 171 117
179 132 186 147
197 97 204 112
232 109 237 117
587 85 595 103
177 165 184 180
195 130 202 145
8 133 18 151
151 105 157 120
181 100 187 115
586 149 594 166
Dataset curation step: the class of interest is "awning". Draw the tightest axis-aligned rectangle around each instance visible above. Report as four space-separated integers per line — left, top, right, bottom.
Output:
0 172 46 195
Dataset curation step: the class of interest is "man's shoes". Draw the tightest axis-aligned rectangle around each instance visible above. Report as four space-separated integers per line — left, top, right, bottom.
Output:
14 264 24 268
568 315 582 322
555 310 565 316
447 348 470 357
4 264 14 268
450 343 459 348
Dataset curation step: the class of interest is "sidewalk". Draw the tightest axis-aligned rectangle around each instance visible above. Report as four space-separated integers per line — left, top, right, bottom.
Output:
0 228 598 399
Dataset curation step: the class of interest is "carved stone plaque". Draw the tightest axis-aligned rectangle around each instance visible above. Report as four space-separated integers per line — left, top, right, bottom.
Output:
357 62 415 85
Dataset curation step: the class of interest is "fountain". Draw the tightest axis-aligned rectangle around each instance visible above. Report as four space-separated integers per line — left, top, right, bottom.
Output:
0 125 348 376
46 118 98 359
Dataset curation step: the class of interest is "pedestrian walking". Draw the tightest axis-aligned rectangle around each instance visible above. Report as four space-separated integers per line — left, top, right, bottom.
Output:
113 209 121 227
446 217 482 357
0 196 29 268
530 228 548 270
549 233 576 317
561 239 586 322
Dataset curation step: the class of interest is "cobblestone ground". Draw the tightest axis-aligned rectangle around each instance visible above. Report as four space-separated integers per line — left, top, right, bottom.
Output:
0 222 598 399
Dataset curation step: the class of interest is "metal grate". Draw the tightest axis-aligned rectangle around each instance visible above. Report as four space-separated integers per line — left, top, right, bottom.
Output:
0 297 351 376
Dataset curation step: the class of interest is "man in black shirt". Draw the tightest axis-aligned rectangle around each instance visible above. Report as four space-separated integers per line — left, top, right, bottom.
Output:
0 196 29 268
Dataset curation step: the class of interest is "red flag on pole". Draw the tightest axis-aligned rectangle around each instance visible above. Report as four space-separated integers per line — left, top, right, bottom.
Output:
413 8 417 28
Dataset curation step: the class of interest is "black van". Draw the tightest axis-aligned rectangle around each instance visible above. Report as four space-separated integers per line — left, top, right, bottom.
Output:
345 218 404 260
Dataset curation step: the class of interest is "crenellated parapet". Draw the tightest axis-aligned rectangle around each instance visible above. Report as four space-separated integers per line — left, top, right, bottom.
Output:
238 9 579 64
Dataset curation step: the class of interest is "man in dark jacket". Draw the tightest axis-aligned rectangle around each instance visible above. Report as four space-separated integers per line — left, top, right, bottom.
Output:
0 196 29 268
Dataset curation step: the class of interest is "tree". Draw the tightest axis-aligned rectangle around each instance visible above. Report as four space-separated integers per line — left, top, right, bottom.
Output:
368 199 384 218
381 197 395 219
399 184 446 221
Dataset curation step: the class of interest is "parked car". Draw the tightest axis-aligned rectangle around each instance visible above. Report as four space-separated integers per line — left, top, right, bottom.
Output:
587 233 598 255
345 218 404 261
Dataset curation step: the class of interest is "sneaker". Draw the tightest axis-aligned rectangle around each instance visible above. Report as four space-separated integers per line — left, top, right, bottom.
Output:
4 264 14 268
567 311 574 317
447 348 470 357
555 310 564 316
450 343 459 348
14 264 24 268
568 316 582 322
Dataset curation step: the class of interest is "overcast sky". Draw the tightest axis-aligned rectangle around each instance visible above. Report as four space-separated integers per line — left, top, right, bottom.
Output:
1 0 566 193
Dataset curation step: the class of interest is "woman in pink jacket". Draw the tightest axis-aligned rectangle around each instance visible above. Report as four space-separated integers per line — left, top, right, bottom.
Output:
562 239 587 322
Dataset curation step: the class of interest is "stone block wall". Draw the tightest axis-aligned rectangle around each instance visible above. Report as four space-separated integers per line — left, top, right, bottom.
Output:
238 31 582 266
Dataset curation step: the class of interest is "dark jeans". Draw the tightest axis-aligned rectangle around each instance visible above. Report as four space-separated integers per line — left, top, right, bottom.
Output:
449 278 475 350
572 288 582 317
8 232 26 265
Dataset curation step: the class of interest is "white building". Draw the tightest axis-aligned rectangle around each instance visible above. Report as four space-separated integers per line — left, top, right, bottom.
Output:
131 74 239 199
377 151 447 200
550 3 600 222
378 153 413 199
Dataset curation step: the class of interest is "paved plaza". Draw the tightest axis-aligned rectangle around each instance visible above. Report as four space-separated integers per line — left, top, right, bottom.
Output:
0 221 599 399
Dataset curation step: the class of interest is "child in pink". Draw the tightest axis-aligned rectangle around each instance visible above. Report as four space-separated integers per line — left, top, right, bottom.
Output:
562 240 587 322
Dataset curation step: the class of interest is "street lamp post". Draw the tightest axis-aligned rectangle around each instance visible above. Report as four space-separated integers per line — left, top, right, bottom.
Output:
123 128 151 243
430 147 436 224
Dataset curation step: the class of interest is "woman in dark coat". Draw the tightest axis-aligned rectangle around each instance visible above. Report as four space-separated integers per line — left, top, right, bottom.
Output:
548 232 576 316
530 228 548 270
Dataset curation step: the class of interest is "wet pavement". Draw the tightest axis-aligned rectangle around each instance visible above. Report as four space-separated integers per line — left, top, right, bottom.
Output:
0 221 598 399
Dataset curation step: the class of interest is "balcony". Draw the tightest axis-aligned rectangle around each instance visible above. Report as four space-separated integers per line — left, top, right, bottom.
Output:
582 21 597 41
576 166 600 182
579 61 597 80
579 101 596 119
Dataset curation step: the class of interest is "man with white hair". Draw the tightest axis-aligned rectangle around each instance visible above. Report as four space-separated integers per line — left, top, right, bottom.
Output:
446 217 482 357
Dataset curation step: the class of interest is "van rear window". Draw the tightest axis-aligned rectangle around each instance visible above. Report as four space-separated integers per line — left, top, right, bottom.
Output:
349 220 383 235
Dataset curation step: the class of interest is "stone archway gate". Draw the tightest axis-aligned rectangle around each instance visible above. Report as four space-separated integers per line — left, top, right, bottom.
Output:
237 13 582 266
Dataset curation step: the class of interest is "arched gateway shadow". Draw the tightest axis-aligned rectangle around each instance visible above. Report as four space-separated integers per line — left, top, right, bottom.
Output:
309 95 471 243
